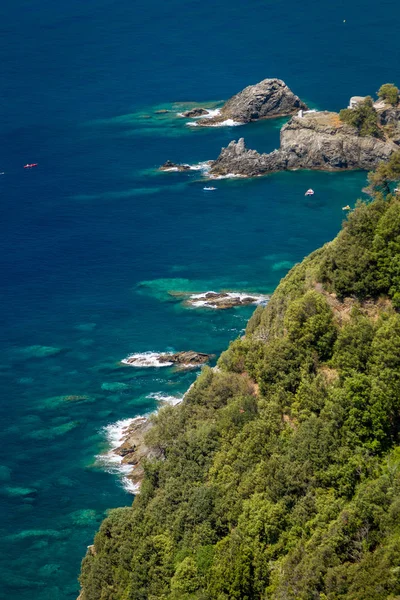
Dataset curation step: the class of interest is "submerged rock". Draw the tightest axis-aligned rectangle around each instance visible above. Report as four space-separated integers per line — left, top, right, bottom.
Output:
210 112 398 178
196 78 307 125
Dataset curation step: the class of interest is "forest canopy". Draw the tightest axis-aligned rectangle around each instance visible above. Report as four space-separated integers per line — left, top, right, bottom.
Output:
80 161 400 600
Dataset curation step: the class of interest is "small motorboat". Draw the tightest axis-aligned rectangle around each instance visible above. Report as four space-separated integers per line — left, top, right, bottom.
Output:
305 189 314 196
23 163 38 169
342 205 351 211
204 186 217 191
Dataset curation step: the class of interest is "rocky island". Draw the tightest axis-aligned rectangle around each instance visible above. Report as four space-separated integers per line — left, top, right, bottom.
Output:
181 78 307 126
162 83 400 178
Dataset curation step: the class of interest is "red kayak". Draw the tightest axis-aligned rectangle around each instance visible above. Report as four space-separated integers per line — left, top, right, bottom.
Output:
23 163 38 169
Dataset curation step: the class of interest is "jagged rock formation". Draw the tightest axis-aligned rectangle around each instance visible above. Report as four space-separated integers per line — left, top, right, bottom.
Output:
196 78 307 125
210 111 398 177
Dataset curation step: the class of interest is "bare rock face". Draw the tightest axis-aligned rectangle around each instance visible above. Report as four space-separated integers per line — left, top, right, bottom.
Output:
209 111 398 177
197 78 307 125
376 105 400 145
210 138 284 177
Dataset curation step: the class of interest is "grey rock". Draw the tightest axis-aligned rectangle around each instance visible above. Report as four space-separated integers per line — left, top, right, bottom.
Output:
181 107 209 118
210 111 398 178
376 105 400 145
197 78 307 125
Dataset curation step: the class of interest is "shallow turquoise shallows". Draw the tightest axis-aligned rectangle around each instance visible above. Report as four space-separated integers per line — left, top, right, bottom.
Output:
1 0 399 596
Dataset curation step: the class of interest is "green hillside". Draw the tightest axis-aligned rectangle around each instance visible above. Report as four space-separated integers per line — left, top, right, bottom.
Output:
79 163 400 600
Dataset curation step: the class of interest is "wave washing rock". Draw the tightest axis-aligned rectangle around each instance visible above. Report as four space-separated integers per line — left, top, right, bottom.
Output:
210 111 398 178
186 291 269 309
122 351 213 367
112 417 160 490
159 160 191 172
195 78 307 126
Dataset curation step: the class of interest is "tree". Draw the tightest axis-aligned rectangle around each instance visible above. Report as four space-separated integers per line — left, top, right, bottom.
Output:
368 150 400 194
339 97 383 138
378 83 399 107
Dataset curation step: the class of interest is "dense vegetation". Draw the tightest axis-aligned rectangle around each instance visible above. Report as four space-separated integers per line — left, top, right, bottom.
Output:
378 84 399 107
80 163 400 599
339 97 382 138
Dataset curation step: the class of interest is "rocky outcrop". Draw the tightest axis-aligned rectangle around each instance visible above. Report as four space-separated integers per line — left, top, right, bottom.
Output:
186 291 268 309
160 160 191 172
196 78 307 126
124 351 213 366
210 111 398 178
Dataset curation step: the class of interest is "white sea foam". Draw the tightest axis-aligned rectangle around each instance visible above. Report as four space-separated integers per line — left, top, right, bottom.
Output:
121 352 173 367
188 161 212 172
147 392 184 406
202 108 222 119
209 172 246 180
208 119 242 127
98 392 183 493
97 416 147 493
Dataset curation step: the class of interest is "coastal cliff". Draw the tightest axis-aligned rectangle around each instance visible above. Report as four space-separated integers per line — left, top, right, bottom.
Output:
79 173 400 599
210 111 398 177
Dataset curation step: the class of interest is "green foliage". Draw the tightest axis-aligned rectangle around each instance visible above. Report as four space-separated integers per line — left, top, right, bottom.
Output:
339 97 383 138
80 193 400 600
318 195 400 300
378 83 399 106
368 150 400 195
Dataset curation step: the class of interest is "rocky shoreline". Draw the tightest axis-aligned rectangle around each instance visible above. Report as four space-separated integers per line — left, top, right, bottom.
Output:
109 416 160 491
160 79 400 179
209 111 398 178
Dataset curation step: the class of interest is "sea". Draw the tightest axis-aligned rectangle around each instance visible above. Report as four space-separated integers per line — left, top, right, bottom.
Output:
0 0 399 597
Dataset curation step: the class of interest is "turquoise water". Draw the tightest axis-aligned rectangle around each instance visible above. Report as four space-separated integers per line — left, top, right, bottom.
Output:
1 0 399 597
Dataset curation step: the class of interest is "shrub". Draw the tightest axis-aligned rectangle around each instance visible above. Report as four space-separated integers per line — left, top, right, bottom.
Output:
378 83 399 106
339 96 382 138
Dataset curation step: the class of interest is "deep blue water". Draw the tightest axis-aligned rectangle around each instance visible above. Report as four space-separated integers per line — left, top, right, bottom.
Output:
1 0 399 597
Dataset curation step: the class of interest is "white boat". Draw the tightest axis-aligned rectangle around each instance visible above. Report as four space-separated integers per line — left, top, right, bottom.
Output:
305 189 315 196
204 187 217 191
